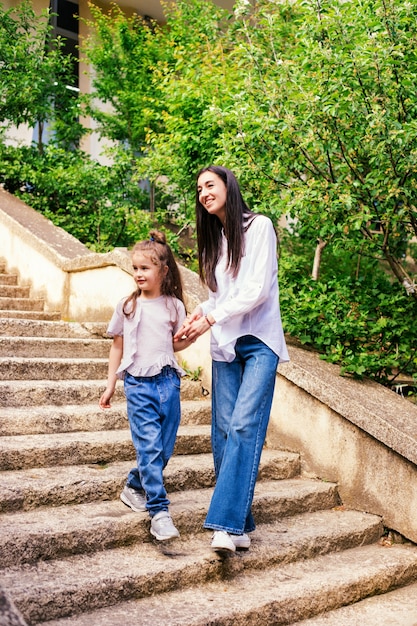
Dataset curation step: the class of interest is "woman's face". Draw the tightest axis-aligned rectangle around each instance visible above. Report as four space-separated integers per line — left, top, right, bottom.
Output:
197 171 227 224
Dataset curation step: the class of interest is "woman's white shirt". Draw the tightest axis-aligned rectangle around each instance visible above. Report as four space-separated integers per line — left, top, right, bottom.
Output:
201 214 289 364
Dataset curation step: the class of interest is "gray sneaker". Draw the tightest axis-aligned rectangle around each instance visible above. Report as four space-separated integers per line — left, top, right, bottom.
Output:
120 485 147 512
150 511 180 541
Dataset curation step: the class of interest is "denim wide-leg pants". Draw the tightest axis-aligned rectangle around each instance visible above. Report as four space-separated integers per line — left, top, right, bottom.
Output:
123 367 181 517
204 335 279 534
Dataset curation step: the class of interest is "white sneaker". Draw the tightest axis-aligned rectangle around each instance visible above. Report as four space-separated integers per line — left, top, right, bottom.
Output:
211 530 251 553
211 531 236 553
231 533 251 550
120 485 147 512
150 511 180 541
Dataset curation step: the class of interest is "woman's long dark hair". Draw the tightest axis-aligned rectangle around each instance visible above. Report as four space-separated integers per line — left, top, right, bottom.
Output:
196 165 256 291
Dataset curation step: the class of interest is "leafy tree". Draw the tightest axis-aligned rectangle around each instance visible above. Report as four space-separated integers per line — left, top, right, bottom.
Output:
0 1 163 251
0 0 84 152
0 142 154 249
81 3 166 213
82 0 232 221
223 0 416 299
139 0 232 207
81 3 160 153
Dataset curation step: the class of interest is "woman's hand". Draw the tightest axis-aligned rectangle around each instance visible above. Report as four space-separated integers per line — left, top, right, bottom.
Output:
173 306 203 342
174 306 215 344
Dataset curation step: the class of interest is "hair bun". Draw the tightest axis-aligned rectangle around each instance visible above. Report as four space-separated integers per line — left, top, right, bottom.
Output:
149 230 166 244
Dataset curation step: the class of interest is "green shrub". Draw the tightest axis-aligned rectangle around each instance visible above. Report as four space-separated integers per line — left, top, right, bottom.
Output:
279 239 417 385
0 143 163 250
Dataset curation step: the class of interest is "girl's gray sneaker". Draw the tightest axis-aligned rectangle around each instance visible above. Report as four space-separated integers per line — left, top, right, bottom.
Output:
120 485 147 512
150 511 180 541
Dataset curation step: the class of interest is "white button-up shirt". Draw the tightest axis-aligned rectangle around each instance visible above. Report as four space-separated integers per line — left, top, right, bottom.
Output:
201 214 289 363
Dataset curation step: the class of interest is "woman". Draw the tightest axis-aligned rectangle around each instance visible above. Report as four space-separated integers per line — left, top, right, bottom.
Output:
174 166 289 553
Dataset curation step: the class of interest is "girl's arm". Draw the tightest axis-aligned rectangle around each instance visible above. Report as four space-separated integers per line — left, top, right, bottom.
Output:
173 336 195 352
99 335 123 409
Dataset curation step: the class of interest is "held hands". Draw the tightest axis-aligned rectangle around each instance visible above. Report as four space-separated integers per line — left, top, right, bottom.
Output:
173 306 212 344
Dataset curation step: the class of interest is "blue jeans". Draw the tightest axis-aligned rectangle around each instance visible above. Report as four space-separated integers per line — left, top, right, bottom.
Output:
204 336 279 534
123 367 181 517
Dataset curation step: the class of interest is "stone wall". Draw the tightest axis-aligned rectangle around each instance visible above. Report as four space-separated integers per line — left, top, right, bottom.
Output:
271 341 417 543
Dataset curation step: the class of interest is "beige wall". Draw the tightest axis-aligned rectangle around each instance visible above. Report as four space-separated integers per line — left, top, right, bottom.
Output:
269 348 417 544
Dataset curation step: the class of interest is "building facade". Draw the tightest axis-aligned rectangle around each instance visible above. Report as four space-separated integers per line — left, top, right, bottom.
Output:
3 0 233 160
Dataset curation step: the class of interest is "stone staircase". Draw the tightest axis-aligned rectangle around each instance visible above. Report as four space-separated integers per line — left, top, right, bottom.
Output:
1 259 417 626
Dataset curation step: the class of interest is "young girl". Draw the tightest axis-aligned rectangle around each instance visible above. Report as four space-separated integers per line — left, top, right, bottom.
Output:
99 230 191 542
175 166 289 552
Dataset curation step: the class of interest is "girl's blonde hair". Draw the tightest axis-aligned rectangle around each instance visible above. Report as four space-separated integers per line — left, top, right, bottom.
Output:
123 230 184 318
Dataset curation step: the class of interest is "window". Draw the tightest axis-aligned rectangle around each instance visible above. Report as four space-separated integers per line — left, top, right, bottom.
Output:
49 0 79 88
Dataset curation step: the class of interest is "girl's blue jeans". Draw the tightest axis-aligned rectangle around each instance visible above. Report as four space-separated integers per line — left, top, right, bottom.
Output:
123 367 181 517
204 335 279 535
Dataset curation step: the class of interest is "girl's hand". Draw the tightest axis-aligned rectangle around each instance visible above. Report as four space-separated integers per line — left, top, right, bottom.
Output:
99 387 114 410
173 335 195 352
173 306 203 342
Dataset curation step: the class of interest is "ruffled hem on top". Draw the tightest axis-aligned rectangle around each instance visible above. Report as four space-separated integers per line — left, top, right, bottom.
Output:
120 354 185 379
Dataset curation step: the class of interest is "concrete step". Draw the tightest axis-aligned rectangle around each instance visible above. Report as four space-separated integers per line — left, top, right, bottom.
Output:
290 580 417 625
0 296 45 311
0 478 338 568
0 424 212 471
0 399 211 436
0 318 108 338
0 336 110 358
0 285 30 298
0 379 124 407
0 357 108 380
0 449 300 514
0 273 18 285
33 542 417 626
1 511 387 625
0 402 129 438
0 377 206 407
0 504 381 624
0 310 62 320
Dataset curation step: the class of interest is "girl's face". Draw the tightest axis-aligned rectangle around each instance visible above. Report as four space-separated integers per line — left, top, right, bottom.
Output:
197 171 227 224
132 251 167 299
